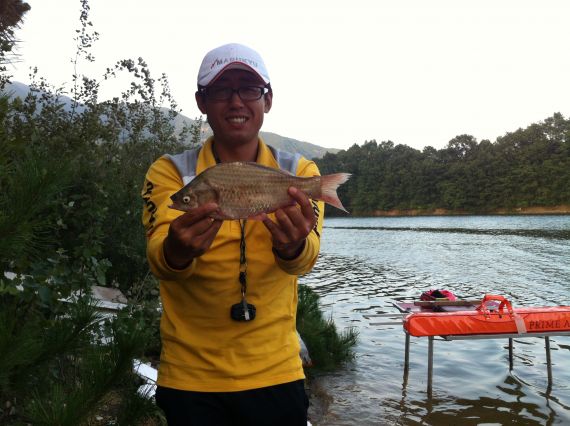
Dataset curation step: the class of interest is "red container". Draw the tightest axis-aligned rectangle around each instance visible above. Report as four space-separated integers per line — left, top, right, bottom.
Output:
403 294 570 337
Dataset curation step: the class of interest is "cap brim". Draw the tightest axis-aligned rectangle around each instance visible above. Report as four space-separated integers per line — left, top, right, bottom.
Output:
201 62 270 87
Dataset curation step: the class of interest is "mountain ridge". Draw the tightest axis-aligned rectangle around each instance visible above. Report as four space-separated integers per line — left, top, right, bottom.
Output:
169 108 338 159
4 81 339 159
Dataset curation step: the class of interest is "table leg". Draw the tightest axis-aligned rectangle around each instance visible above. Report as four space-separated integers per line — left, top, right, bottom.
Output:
545 336 552 387
404 333 410 373
427 336 434 397
509 338 513 371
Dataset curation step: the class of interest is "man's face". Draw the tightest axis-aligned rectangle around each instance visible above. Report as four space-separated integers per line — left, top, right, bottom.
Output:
196 69 272 148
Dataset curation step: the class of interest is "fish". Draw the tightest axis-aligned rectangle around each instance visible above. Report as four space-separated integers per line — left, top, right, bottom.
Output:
169 161 351 220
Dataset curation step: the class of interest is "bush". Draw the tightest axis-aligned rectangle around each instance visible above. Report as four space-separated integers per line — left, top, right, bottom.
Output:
0 1 194 423
297 284 358 373
0 293 164 425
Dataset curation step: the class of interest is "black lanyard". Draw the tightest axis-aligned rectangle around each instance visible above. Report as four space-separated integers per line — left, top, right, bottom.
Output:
213 143 256 322
238 220 250 315
230 218 256 321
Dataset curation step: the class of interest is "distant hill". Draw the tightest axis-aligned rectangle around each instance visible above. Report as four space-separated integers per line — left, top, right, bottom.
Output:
260 131 336 160
4 81 30 99
170 110 338 160
3 81 339 160
3 80 87 113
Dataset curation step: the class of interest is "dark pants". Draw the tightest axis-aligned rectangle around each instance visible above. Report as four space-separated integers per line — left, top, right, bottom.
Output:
155 380 309 426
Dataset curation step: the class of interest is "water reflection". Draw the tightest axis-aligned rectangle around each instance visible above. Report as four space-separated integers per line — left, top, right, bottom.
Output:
325 226 570 240
302 216 570 425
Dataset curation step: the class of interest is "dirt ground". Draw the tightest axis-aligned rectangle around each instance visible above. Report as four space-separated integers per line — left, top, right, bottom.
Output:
306 376 336 426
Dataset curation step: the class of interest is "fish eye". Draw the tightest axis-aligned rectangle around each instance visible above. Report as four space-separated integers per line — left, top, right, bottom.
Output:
182 196 191 204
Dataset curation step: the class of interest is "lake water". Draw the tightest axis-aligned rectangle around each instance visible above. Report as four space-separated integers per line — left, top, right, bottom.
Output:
300 215 570 425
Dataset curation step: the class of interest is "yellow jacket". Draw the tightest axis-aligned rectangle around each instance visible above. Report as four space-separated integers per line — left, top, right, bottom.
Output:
141 137 324 391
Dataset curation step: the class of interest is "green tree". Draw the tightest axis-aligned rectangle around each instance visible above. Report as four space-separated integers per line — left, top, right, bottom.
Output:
0 0 31 87
0 0 191 423
316 114 570 215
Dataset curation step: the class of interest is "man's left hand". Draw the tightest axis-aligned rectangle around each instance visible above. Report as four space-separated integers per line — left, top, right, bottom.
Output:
261 187 316 259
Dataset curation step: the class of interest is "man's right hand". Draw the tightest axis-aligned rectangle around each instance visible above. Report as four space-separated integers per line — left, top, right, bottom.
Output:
163 203 222 269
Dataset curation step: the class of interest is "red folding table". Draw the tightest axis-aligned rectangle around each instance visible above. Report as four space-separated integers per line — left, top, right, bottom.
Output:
366 295 570 396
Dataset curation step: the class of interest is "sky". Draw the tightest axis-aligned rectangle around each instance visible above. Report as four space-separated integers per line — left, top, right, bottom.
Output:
8 0 570 151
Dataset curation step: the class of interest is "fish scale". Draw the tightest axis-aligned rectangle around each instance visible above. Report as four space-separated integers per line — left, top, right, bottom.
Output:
170 162 350 220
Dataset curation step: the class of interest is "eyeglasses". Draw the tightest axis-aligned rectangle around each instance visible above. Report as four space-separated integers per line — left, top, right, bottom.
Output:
200 86 269 102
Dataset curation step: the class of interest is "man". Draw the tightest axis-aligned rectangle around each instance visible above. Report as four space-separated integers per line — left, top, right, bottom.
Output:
141 43 324 425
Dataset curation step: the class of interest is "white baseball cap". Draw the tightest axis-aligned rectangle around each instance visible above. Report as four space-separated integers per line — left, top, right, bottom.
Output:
197 43 270 87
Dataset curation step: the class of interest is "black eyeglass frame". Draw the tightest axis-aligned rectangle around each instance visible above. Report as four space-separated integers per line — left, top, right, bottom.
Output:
198 85 270 102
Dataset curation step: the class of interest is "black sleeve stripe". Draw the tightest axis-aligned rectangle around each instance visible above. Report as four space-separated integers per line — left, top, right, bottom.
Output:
311 200 321 238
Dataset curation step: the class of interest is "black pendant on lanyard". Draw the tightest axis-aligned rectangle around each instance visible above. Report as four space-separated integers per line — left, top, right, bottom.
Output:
230 220 256 321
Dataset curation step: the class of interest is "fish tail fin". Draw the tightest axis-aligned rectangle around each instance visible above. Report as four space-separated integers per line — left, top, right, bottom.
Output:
320 173 351 213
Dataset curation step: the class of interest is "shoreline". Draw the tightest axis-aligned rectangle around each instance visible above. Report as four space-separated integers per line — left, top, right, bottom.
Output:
306 376 333 426
346 205 570 217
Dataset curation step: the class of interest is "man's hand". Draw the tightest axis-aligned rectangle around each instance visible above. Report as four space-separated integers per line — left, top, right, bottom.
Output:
261 187 317 260
163 203 222 269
